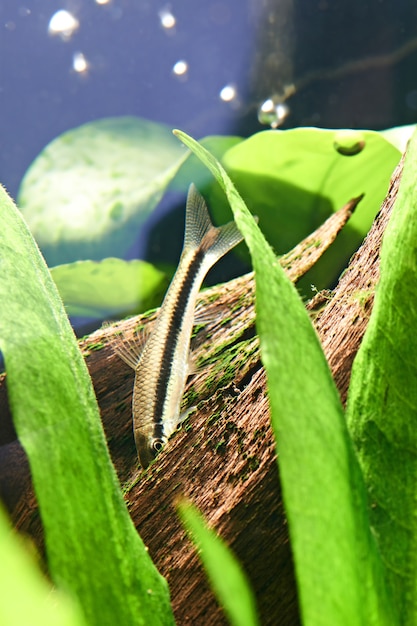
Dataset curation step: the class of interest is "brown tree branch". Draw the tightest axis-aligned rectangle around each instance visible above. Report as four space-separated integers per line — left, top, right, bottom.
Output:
0 166 403 625
312 153 404 404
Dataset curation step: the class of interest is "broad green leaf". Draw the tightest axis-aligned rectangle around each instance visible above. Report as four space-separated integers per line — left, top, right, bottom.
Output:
177 500 259 626
51 258 168 318
380 124 416 152
173 130 396 626
207 128 400 289
0 505 86 626
346 128 417 623
17 116 188 266
0 185 174 626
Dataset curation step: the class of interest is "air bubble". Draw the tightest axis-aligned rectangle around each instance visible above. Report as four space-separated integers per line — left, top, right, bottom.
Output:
219 84 237 103
48 10 79 41
258 97 290 128
172 60 188 79
72 52 89 74
159 8 176 30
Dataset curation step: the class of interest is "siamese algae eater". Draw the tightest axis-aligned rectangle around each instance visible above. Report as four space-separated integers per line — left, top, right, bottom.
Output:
114 184 243 469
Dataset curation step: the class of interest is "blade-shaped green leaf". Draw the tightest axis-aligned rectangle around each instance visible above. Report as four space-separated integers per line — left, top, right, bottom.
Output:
0 185 174 625
0 505 87 626
17 116 188 266
51 258 168 318
173 130 396 626
170 135 243 192
177 500 259 626
346 129 417 623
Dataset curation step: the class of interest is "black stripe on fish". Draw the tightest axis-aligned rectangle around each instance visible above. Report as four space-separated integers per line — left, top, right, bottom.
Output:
152 246 205 441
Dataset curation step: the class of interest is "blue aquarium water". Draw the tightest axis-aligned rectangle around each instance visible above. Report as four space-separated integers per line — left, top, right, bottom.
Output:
1 1 416 198
0 0 416 335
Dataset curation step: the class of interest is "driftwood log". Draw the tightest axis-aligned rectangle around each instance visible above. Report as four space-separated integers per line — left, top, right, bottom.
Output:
0 154 404 625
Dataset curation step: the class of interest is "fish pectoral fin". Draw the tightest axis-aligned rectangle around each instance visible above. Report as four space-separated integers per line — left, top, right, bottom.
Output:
103 321 148 370
187 351 200 376
188 348 213 376
164 406 196 438
178 406 197 427
179 406 196 423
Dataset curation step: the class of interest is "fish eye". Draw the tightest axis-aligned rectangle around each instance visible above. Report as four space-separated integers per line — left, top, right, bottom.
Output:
151 438 165 453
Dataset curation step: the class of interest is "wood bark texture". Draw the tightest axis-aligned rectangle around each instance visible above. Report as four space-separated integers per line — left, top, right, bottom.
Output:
0 155 404 625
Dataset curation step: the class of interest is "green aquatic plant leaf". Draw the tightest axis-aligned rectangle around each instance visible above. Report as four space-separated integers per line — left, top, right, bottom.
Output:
51 258 168 319
177 500 259 626
17 116 188 266
171 134 243 192
0 505 87 626
380 123 416 152
0 185 174 626
207 127 400 289
173 130 397 626
346 128 417 622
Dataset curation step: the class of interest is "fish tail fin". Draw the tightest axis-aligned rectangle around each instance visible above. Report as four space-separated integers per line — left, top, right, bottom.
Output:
183 183 244 263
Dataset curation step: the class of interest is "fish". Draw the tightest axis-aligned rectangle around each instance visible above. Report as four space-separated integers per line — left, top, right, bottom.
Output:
113 184 244 469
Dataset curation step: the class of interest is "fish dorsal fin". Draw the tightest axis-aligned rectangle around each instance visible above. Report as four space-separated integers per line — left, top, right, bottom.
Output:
183 183 244 263
104 322 148 370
